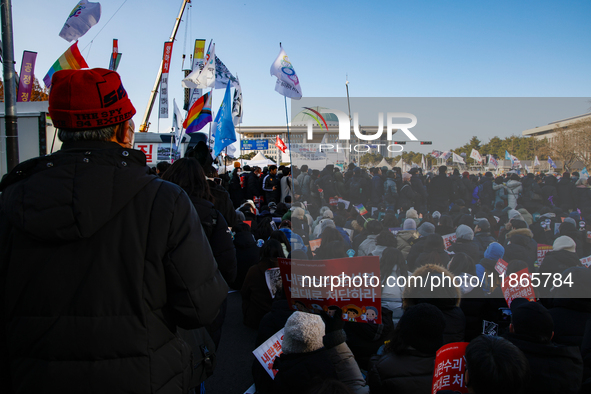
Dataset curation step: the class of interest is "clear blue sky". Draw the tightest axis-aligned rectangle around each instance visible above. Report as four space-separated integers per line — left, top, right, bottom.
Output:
11 0 591 138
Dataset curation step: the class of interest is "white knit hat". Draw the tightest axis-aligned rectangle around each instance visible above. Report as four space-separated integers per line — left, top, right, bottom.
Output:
282 312 325 354
406 209 419 219
553 235 576 253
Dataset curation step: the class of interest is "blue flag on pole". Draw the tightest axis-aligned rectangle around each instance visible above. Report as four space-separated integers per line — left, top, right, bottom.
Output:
582 167 589 177
213 82 236 157
548 156 557 169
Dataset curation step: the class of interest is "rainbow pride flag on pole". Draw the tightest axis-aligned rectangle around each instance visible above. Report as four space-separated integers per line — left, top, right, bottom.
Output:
183 92 212 134
43 41 89 88
355 204 368 216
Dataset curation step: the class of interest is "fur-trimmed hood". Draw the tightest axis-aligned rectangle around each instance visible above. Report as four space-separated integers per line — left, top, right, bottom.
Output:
506 228 533 239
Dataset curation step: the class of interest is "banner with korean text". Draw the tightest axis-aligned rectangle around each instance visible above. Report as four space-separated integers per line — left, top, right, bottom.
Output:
159 41 173 118
278 257 382 324
17 51 37 102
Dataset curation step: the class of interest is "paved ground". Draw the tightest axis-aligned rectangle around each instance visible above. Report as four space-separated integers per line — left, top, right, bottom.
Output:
205 291 258 394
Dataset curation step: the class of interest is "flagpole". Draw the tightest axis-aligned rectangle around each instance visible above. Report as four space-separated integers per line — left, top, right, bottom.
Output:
345 76 352 165
208 88 214 149
284 95 292 168
169 130 173 162
139 0 191 132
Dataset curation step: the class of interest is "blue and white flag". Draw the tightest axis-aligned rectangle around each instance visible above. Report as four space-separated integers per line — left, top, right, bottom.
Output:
582 167 589 177
213 82 236 157
548 156 557 169
534 156 540 166
505 150 515 166
270 45 302 99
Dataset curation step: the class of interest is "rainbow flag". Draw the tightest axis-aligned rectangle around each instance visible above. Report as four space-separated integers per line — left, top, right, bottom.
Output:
183 92 212 134
43 42 89 88
355 204 368 216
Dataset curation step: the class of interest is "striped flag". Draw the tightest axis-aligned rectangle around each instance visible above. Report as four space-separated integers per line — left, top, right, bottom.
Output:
43 41 88 88
488 155 498 168
355 204 368 216
183 92 212 134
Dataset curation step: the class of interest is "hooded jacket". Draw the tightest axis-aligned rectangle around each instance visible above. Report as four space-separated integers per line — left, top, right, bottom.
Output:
506 179 523 209
505 333 583 394
396 230 417 258
367 348 436 394
0 141 228 393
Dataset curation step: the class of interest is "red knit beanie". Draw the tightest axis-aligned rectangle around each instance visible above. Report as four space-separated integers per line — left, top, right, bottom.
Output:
48 68 136 130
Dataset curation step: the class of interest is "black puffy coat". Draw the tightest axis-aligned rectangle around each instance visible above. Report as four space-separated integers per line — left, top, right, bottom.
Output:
367 349 435 394
428 174 453 211
505 333 583 394
0 141 228 393
398 182 417 210
230 230 260 291
273 349 339 394
557 176 576 211
246 171 262 201
208 179 238 227
190 197 237 284
448 239 480 262
473 232 497 258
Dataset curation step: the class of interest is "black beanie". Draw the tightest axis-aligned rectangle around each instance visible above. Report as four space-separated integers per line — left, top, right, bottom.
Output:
399 303 446 355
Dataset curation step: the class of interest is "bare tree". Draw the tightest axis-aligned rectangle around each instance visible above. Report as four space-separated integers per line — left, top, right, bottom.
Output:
572 117 591 169
551 123 579 171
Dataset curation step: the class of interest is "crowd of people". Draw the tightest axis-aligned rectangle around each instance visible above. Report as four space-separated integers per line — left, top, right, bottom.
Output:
219 161 591 394
2 68 591 394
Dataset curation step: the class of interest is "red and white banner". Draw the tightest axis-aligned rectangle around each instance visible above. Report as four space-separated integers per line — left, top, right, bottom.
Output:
253 328 284 379
501 268 536 307
442 233 457 250
470 149 482 163
536 244 553 268
159 41 174 118
278 257 382 324
495 258 508 275
432 342 469 394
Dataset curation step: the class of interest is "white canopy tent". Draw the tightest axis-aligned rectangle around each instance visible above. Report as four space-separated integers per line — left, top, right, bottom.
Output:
377 158 392 170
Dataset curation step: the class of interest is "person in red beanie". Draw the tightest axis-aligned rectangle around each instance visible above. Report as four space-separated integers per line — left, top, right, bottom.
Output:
0 68 228 393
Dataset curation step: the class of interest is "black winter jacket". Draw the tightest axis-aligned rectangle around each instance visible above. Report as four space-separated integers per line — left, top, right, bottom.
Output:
397 182 417 210
505 333 583 394
473 232 496 258
0 141 228 394
367 348 435 394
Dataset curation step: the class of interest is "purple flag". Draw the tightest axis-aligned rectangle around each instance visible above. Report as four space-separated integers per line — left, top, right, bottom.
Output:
17 51 37 102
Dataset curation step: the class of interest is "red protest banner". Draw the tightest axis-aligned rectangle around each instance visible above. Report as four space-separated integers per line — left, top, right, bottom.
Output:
252 328 284 379
536 244 552 268
432 342 469 394
278 256 382 324
442 233 457 250
495 258 508 275
581 256 591 268
501 268 536 307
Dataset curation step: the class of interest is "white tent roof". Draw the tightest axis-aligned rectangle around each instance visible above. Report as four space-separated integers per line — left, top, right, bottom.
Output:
251 152 268 161
377 158 392 170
